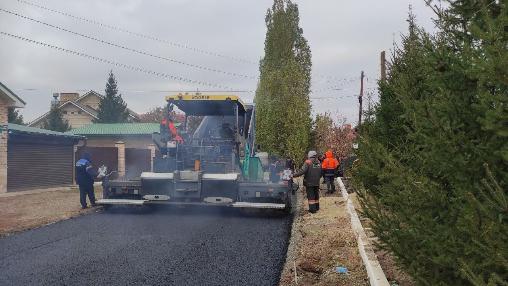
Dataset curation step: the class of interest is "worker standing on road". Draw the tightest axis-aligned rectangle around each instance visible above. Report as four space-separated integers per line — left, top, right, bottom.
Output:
75 153 98 209
322 150 339 194
292 151 322 213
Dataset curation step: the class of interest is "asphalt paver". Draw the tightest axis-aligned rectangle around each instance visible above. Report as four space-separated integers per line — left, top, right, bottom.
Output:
0 206 292 286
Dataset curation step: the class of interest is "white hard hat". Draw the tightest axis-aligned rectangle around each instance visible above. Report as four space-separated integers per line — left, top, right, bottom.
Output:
308 150 317 158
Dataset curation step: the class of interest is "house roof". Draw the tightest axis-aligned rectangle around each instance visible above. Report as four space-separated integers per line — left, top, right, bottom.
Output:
8 123 84 139
28 90 140 127
76 90 140 120
70 123 166 136
0 82 26 107
28 100 98 127
62 101 98 117
76 90 101 103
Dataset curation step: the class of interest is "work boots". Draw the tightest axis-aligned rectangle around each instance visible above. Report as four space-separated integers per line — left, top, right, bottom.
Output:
309 203 318 213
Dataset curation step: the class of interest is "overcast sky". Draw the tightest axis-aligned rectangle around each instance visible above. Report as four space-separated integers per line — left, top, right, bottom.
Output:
0 0 437 124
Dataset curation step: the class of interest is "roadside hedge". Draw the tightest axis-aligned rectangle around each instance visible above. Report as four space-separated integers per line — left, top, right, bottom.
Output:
353 2 507 285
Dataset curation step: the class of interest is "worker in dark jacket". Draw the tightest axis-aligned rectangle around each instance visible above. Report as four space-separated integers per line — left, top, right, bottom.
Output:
293 151 322 213
75 153 98 209
322 150 339 194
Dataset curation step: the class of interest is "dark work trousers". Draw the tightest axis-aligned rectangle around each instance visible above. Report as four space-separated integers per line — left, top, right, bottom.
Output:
79 184 96 208
305 186 320 213
324 175 336 193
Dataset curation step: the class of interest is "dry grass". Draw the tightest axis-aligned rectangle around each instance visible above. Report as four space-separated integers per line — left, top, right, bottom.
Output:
0 186 102 237
280 188 369 286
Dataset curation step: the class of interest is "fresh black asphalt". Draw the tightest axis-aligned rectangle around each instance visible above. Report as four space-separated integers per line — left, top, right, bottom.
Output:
0 206 292 286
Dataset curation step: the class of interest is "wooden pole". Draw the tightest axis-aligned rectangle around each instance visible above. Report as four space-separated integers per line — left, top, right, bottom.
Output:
358 71 364 127
380 51 386 82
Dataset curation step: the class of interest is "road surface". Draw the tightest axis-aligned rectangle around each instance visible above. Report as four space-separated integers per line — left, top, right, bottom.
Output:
0 207 292 286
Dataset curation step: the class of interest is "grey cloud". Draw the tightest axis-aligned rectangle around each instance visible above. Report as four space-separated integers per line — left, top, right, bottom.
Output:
0 0 435 123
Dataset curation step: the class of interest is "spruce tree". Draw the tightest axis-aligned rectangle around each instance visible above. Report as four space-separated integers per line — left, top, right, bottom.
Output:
42 105 70 132
353 3 507 284
8 107 23 124
95 71 129 123
255 0 312 161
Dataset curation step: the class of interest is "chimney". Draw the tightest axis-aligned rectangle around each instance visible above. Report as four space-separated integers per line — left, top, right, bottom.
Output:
59 92 80 103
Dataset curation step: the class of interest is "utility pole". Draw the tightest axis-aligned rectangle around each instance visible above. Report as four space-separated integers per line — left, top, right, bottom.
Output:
358 71 364 127
380 51 386 82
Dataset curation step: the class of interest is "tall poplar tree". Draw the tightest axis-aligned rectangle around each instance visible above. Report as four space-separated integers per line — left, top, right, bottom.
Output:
255 0 312 161
95 71 129 123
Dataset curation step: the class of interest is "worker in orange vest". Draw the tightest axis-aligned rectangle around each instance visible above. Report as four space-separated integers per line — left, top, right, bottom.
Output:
321 150 339 194
161 117 183 144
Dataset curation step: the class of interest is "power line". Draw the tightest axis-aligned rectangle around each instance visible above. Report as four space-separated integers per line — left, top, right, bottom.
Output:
14 88 255 93
14 0 359 84
0 30 248 91
0 7 256 80
15 0 257 65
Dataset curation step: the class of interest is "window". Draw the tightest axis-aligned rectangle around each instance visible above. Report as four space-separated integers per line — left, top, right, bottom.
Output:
63 111 67 114
71 112 75 115
78 111 82 114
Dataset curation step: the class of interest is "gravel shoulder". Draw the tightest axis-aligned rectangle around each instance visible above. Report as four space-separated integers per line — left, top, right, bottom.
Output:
0 186 101 237
279 182 369 286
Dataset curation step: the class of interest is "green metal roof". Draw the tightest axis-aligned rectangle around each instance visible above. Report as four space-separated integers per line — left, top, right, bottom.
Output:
70 123 165 136
8 123 83 138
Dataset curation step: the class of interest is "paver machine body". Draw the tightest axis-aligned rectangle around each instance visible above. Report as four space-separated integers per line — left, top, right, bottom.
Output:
98 94 295 211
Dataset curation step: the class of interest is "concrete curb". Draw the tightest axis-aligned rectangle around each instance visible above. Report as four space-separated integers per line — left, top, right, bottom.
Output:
338 177 390 286
278 178 304 285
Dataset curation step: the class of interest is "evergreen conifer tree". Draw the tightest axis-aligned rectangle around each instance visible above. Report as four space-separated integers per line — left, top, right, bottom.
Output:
8 107 23 125
42 105 70 132
95 71 129 123
353 2 507 284
255 0 312 161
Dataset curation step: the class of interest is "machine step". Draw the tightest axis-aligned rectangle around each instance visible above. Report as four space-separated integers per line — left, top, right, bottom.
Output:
231 202 286 209
96 199 146 205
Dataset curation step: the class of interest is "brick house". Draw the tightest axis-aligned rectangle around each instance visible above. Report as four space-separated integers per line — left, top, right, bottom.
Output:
70 123 162 179
28 91 140 129
0 82 26 193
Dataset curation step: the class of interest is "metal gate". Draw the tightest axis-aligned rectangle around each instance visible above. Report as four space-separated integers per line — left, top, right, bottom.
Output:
125 148 151 179
7 143 74 191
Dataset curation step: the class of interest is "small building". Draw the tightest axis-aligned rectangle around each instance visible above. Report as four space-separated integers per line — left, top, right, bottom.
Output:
70 123 161 179
0 82 26 193
28 91 140 129
7 124 84 192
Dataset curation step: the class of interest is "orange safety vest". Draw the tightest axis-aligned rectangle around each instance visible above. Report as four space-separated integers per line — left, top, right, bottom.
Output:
321 150 339 170
161 118 183 143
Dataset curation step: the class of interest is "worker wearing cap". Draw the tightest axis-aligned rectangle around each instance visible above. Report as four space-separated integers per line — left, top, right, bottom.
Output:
322 150 339 194
293 151 322 213
75 153 98 209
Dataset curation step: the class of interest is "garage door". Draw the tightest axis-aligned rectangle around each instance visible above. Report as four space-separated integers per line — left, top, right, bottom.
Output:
8 143 74 191
75 147 118 174
126 148 151 179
